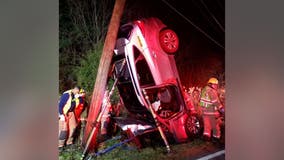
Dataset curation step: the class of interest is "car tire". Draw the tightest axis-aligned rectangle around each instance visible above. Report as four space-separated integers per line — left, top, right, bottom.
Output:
159 29 179 54
185 114 203 140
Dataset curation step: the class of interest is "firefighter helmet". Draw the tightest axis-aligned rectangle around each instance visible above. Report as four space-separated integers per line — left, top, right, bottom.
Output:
208 77 218 84
79 88 85 93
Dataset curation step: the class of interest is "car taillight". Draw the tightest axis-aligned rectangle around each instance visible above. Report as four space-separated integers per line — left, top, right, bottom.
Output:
159 28 179 54
134 20 145 36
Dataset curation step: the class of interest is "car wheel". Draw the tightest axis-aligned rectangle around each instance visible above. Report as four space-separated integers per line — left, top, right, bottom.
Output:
159 29 179 54
185 115 203 139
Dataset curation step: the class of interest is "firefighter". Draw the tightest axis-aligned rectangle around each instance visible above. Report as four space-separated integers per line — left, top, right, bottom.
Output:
200 78 223 142
58 86 80 150
74 88 86 122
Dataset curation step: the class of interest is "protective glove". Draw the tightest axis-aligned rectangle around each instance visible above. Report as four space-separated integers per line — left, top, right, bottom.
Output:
74 94 80 98
59 114 65 121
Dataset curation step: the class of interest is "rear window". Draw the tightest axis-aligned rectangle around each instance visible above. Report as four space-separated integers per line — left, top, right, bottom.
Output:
117 25 133 39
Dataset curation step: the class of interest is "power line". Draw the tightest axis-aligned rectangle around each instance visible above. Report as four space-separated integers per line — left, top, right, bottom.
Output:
160 0 224 49
190 0 223 35
200 0 224 32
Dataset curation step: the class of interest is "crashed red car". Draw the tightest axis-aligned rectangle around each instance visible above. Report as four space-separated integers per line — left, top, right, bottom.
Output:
109 17 202 143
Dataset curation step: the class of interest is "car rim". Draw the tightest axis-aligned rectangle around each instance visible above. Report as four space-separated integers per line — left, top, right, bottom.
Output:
187 116 200 135
159 29 179 53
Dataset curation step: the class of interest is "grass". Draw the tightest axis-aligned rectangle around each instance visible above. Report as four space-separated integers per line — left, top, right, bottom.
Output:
59 120 225 160
59 119 225 160
59 135 207 160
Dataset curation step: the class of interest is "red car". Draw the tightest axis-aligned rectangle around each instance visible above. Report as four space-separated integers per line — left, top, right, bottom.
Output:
111 17 202 143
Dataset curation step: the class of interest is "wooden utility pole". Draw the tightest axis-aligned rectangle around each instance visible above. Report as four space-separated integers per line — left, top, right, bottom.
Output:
82 0 126 149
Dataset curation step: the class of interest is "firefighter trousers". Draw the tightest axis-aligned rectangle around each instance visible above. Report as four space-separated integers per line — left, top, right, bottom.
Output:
202 115 221 139
58 112 77 147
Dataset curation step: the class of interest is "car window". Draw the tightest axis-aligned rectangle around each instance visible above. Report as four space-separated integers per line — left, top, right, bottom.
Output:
115 59 131 82
118 25 133 39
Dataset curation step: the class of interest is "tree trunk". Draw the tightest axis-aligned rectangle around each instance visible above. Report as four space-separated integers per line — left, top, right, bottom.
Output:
82 0 126 149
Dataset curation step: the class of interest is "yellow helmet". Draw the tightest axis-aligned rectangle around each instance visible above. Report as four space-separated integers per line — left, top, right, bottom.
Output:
208 77 218 84
79 88 85 93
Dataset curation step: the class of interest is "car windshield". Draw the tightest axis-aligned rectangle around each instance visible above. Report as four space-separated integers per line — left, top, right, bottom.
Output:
143 84 183 118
